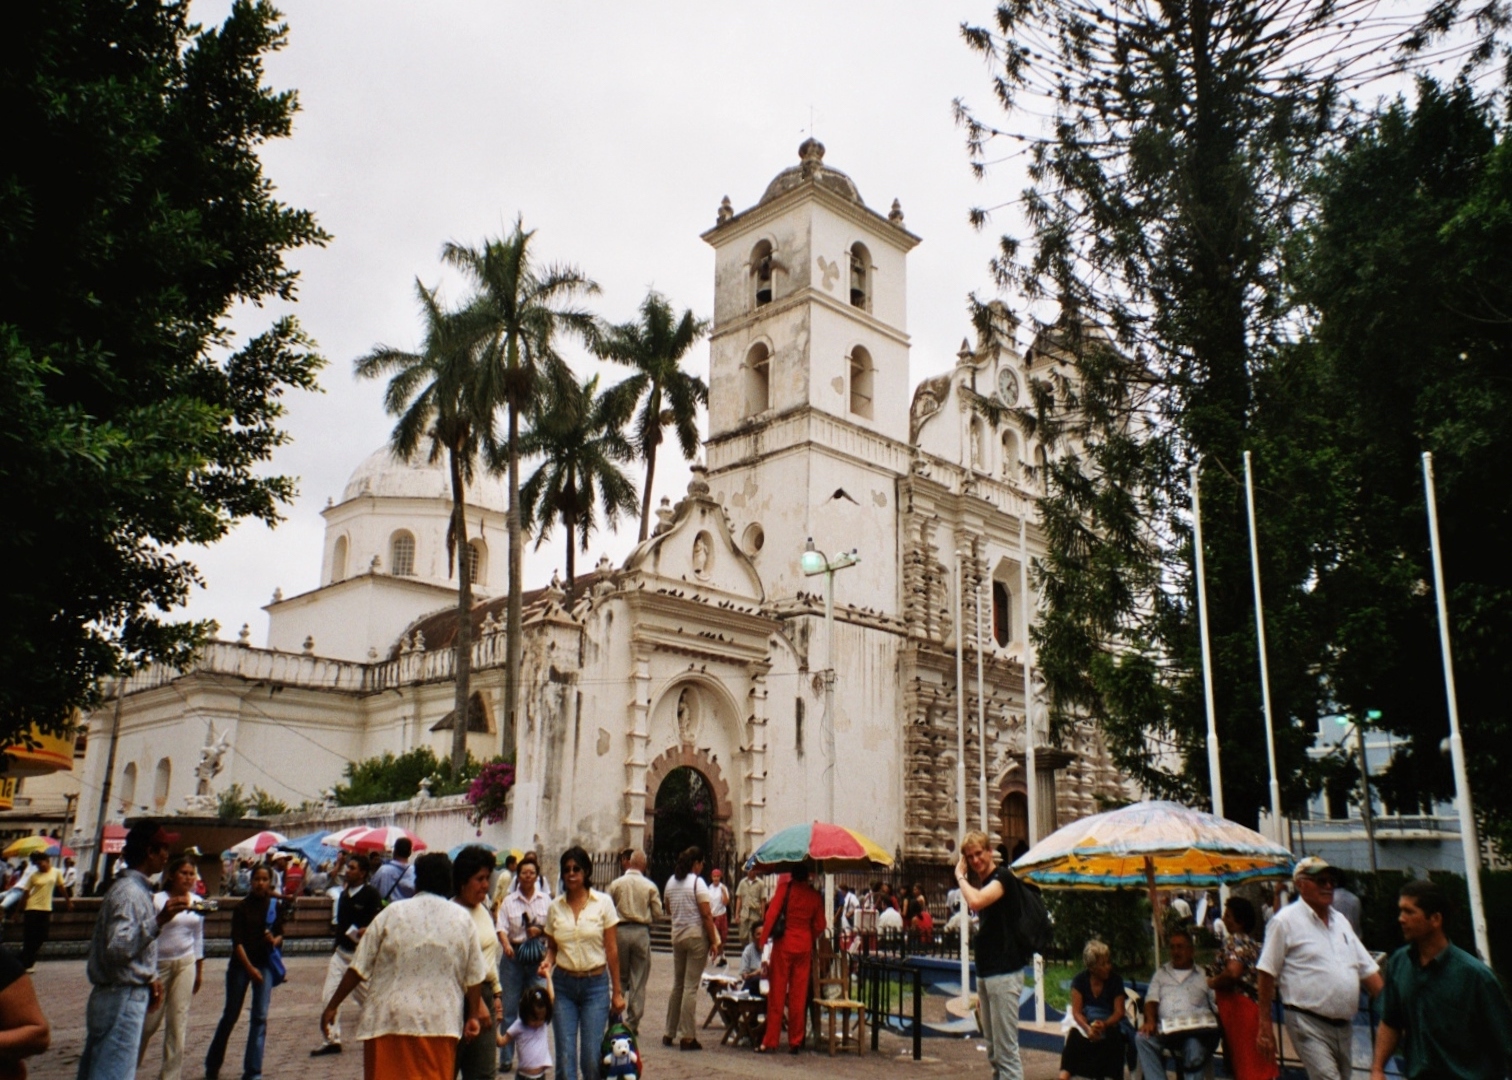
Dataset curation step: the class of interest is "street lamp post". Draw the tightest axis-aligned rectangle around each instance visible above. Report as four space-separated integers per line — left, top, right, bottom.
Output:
802 537 860 937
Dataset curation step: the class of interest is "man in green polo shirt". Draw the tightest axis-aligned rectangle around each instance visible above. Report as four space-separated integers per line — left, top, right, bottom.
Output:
1370 879 1512 1080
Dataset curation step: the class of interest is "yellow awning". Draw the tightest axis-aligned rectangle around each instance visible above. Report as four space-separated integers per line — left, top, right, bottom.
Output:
0 723 76 779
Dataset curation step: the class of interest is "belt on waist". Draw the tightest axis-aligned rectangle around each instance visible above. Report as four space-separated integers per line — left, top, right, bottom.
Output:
618 921 650 927
1286 1005 1351 1028
555 965 607 978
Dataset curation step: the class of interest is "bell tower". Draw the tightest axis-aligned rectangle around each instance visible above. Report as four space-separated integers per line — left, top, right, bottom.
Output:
701 139 919 443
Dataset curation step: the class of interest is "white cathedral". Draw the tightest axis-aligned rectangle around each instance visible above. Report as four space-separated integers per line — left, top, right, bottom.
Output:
75 141 1127 868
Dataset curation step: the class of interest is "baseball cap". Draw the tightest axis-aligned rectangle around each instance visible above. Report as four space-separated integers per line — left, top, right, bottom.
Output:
1293 855 1339 882
123 821 181 859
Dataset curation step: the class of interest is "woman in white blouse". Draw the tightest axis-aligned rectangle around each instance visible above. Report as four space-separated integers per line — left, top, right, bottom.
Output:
138 855 204 1080
496 853 550 1073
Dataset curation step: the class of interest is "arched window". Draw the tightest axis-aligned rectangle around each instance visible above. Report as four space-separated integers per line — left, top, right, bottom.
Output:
120 761 137 813
848 346 874 418
751 240 775 307
744 342 771 417
390 530 416 577
467 538 487 586
331 535 348 583
992 580 1012 646
849 242 871 309
153 758 171 810
1001 430 1020 480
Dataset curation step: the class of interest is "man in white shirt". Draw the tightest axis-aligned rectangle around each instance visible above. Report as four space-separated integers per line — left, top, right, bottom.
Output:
876 897 904 932
1136 926 1219 1080
606 850 662 1036
1257 857 1383 1080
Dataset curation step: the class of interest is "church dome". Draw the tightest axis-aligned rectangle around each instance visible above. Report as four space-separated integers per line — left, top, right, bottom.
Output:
760 139 864 207
340 445 508 512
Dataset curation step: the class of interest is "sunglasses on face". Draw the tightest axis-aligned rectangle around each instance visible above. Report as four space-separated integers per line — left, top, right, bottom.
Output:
563 865 584 874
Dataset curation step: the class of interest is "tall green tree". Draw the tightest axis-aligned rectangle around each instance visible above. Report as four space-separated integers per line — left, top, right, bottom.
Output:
1298 79 1512 851
520 375 640 598
443 222 597 760
954 0 1487 825
355 281 492 774
0 0 325 737
596 291 708 542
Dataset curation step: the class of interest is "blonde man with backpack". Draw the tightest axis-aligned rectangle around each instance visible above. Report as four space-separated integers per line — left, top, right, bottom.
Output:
955 831 1028 1080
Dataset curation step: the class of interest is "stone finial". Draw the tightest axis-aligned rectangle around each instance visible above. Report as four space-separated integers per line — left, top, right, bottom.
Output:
325 496 333 508
596 554 612 573
370 554 381 572
237 623 251 645
889 198 905 225
687 462 710 498
271 587 283 603
367 646 380 661
550 569 564 591
799 137 825 179
301 635 315 655
957 338 974 363
417 776 433 800
413 630 425 651
655 497 675 535
717 196 733 225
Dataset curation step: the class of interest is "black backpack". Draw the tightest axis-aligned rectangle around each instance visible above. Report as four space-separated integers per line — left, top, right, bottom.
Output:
1010 875 1054 956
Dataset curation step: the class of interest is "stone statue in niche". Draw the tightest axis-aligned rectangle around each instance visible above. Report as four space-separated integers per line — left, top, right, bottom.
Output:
676 687 698 745
691 532 712 579
181 724 231 814
970 422 983 469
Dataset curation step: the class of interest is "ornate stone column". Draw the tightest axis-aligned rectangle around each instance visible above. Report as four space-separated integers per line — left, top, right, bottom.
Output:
622 648 652 849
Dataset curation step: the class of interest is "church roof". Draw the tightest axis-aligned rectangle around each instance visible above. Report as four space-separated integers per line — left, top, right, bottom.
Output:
340 445 508 512
759 138 864 207
389 570 612 659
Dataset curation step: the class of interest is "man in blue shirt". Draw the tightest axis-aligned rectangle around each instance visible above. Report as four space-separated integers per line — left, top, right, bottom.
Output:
77 822 187 1080
369 837 415 903
1371 879 1512 1080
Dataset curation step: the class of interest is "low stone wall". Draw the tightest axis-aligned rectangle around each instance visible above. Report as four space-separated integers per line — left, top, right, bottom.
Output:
265 794 500 856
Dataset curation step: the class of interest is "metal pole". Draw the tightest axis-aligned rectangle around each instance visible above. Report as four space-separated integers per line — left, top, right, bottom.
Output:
1353 722 1378 875
1019 520 1039 845
1190 464 1224 819
1422 452 1491 960
823 565 836 935
954 550 970 1001
975 571 989 834
91 680 126 886
1243 452 1283 836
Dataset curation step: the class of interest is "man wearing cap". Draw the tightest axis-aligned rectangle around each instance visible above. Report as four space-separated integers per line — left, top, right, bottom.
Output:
77 822 189 1080
1257 856 1383 1080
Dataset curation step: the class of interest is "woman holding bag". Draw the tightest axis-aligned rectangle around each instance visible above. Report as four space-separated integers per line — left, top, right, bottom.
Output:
661 846 720 1051
756 864 826 1054
496 853 550 1073
205 865 285 1080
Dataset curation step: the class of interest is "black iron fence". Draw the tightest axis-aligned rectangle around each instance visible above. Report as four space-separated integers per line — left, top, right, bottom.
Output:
854 955 923 1060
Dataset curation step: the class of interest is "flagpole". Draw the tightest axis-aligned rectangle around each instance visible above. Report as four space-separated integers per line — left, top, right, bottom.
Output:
954 550 971 1000
1019 518 1039 845
1243 452 1283 837
1190 463 1224 819
1422 452 1491 961
976 572 989 834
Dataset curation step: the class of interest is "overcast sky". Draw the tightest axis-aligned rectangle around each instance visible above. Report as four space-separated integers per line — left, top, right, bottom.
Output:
177 0 1037 642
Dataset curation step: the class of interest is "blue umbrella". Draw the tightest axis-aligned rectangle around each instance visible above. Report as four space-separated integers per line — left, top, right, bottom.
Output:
277 831 346 868
448 841 498 860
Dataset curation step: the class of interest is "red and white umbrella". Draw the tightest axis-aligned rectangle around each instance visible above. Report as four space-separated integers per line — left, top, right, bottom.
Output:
335 826 426 854
229 831 288 858
319 826 371 850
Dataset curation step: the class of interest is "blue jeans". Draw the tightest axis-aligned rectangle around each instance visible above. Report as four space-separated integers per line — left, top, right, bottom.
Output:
204 963 273 1079
499 952 547 1070
552 967 610 1080
77 983 150 1079
1135 1029 1219 1080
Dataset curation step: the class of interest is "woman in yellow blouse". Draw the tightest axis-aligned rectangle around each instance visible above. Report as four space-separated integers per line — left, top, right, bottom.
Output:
540 846 625 1080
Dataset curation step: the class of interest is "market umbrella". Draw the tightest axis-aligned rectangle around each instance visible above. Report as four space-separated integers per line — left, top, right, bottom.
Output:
448 841 496 860
337 826 427 854
749 821 893 874
277 831 346 868
1011 800 1293 889
319 826 370 850
2 837 71 859
228 831 288 858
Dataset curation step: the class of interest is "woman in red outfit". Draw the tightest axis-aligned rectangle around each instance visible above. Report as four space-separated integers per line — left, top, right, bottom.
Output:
755 865 827 1054
1206 897 1277 1080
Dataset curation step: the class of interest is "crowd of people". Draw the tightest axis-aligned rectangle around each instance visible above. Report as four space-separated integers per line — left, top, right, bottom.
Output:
0 821 1503 1080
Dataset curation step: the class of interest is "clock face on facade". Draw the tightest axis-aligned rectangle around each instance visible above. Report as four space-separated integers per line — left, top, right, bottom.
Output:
997 367 1019 406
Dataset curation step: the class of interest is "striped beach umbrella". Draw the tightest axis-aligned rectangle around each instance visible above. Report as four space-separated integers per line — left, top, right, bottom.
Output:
749 821 893 874
337 826 427 854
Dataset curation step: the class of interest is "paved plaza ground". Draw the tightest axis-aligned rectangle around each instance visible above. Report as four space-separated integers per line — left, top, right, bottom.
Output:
29 952 1062 1080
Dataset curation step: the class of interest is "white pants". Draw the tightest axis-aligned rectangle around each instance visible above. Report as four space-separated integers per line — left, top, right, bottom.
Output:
319 947 367 1046
138 952 197 1080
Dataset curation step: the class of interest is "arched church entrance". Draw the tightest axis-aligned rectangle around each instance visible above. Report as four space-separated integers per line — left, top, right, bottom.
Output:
645 745 735 887
1000 790 1030 861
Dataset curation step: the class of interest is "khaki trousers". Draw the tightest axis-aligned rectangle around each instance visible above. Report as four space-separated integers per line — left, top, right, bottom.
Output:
138 952 197 1080
616 922 651 1034
664 933 707 1042
318 947 367 1046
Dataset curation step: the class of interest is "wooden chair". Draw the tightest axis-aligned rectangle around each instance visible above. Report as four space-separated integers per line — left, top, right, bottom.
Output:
809 940 866 1056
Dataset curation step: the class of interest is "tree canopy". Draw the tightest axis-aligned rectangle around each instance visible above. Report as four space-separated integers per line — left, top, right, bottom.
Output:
0 0 325 737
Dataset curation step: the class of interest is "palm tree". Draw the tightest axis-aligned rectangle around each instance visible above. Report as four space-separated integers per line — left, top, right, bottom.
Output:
519 374 640 599
596 291 709 542
355 280 492 774
444 219 598 761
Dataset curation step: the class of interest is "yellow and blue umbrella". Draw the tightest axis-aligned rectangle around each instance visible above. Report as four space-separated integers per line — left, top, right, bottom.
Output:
1011 800 1293 889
